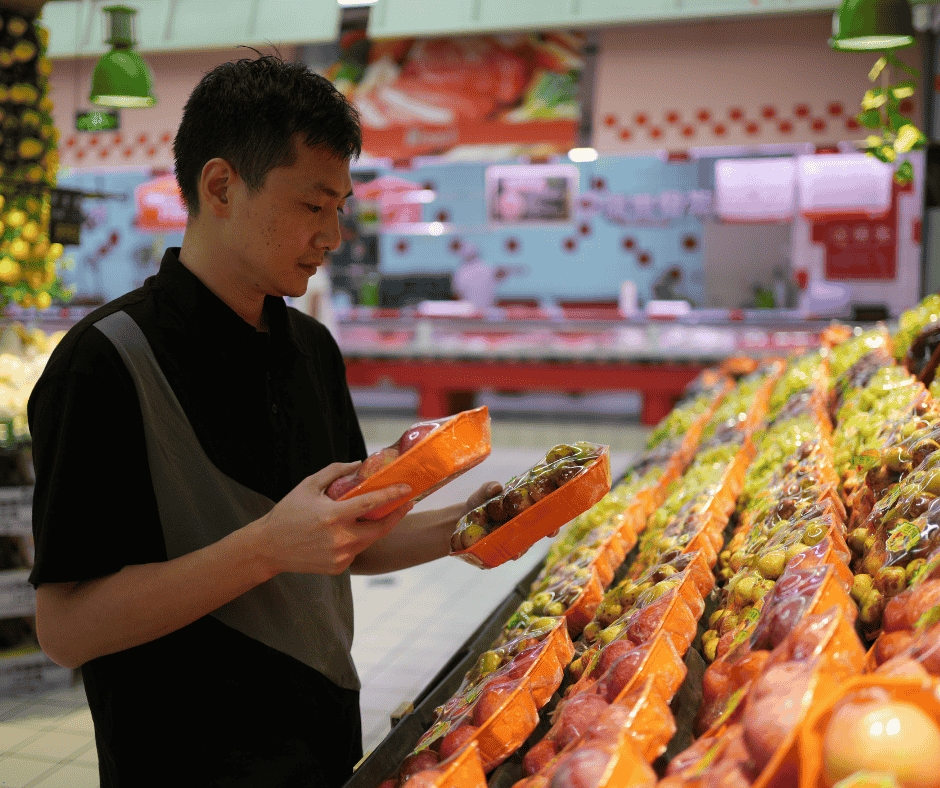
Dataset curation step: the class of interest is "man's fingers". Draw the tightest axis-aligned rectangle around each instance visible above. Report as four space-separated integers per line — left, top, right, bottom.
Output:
341 483 412 516
314 461 362 489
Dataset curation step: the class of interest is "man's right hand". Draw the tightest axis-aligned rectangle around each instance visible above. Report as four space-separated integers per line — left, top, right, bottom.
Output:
251 461 414 576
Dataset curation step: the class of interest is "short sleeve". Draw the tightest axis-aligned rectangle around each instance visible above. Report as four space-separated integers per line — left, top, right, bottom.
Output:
27 328 166 587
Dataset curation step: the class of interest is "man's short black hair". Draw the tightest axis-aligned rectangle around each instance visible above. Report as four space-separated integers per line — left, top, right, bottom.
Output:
173 54 362 217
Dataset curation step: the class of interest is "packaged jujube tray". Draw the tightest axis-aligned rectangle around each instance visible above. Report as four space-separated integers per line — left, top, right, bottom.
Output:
450 442 611 569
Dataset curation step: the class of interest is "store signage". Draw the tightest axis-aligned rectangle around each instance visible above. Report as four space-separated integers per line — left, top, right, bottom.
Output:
485 164 579 226
714 158 796 222
133 175 188 234
580 189 713 225
75 110 119 132
798 154 894 218
811 177 912 282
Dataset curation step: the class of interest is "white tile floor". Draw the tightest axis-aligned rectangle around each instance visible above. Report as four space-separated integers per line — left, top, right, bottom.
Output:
0 409 647 786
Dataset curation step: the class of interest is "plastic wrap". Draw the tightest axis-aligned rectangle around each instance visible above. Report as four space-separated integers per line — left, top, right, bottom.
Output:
382 618 573 783
451 442 611 569
798 674 940 788
570 552 711 686
329 406 491 520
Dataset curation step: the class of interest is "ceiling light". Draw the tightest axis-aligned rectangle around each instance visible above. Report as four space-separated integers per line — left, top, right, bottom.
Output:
830 0 916 51
90 5 157 108
568 147 599 163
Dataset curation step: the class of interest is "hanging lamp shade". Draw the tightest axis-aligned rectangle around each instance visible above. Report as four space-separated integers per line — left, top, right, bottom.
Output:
830 0 916 51
89 5 156 108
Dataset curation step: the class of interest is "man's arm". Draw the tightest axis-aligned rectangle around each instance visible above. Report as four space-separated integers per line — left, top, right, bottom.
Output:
350 481 501 575
36 463 412 669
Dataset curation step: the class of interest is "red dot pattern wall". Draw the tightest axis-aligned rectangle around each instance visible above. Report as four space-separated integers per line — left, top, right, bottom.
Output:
593 13 923 154
60 129 177 169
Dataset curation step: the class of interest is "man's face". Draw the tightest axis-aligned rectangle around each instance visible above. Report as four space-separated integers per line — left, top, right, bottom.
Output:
225 138 353 300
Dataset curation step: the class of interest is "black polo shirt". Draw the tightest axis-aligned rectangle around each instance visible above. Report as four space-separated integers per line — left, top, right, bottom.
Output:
28 248 368 788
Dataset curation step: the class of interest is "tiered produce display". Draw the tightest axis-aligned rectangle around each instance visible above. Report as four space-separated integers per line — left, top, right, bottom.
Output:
366 294 940 788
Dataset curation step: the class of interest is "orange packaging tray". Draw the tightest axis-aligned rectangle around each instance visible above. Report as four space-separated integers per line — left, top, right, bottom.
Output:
407 740 488 788
472 673 541 773
577 551 712 691
421 619 573 775
566 633 688 720
514 678 667 788
797 673 940 788
681 439 757 568
748 614 866 788
452 447 612 569
337 406 491 520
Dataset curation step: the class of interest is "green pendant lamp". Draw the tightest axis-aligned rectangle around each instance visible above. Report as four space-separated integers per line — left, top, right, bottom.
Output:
89 5 157 108
830 0 916 51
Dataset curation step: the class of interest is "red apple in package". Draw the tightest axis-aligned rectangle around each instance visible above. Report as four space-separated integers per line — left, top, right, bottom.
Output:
326 406 491 520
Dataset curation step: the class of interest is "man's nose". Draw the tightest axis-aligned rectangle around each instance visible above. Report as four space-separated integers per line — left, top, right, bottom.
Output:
316 212 342 252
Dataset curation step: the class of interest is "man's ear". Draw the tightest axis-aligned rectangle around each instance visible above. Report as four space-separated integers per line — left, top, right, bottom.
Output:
199 158 236 217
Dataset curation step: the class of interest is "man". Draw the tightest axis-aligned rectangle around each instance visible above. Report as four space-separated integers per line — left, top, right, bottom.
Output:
28 55 500 787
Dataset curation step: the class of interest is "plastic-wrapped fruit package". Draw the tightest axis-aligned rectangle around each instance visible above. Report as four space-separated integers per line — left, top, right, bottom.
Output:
451 442 610 568
388 618 573 781
705 506 850 663
874 617 940 679
765 349 827 423
570 633 687 716
893 292 940 364
826 327 891 391
647 390 715 449
696 604 864 743
700 609 864 787
832 364 921 499
326 406 490 519
512 526 631 639
379 740 487 788
517 678 669 787
569 553 709 684
798 674 940 788
698 365 779 443
661 723 758 787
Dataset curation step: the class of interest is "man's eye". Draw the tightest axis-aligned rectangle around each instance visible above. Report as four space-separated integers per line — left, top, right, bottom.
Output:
307 204 321 213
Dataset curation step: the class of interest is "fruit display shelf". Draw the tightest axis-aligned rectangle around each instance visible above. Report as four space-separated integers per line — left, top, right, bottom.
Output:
344 293 940 788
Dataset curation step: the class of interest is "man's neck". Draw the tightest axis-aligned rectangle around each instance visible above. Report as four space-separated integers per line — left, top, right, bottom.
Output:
179 227 265 331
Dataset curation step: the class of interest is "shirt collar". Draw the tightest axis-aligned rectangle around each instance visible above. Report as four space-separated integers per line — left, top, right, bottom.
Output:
152 248 307 360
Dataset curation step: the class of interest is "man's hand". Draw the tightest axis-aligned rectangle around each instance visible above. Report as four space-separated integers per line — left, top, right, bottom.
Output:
253 461 414 577
466 481 502 514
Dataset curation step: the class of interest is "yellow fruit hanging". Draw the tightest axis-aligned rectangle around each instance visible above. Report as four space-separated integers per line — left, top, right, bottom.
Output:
18 293 34 308
48 243 63 261
7 17 27 36
32 238 48 258
5 210 25 228
0 194 5 212
35 291 51 309
17 138 42 159
9 239 29 261
0 259 20 284
12 41 36 63
19 221 38 242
